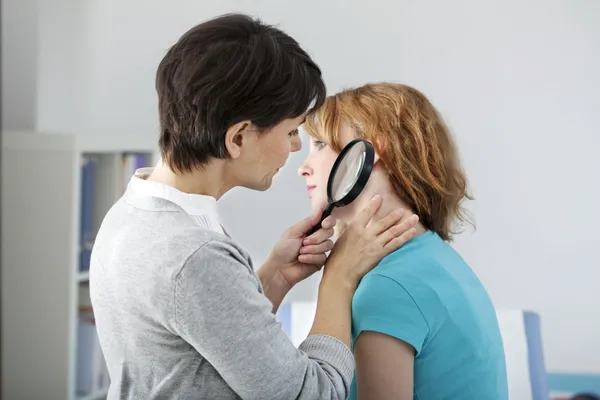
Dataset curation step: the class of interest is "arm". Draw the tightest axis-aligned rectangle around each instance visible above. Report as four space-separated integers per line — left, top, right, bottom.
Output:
256 211 339 314
308 272 355 346
175 239 353 400
257 197 417 316
354 331 415 400
351 273 429 399
220 223 297 313
256 259 293 313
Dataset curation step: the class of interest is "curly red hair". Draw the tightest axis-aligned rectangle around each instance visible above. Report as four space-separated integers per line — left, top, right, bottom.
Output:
303 82 473 241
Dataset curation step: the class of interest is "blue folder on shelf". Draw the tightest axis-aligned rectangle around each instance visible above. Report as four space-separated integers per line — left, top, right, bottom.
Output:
79 156 97 272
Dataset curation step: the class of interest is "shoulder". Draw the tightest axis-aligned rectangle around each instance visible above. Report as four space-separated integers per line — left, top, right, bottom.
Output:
177 231 255 278
351 272 430 354
362 231 472 305
173 233 263 321
353 272 418 311
356 252 427 305
184 230 252 268
352 271 425 318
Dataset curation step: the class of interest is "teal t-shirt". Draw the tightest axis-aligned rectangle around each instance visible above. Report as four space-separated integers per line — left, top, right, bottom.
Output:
348 231 508 400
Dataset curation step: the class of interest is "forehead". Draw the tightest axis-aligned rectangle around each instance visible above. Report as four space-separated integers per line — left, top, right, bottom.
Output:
304 121 357 147
272 114 306 132
291 113 307 127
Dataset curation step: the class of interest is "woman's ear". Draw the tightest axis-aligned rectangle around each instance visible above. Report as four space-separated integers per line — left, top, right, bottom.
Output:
224 120 252 159
372 136 387 165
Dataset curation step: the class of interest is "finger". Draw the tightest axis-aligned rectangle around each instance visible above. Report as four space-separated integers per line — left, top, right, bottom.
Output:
288 207 325 237
369 208 405 235
382 227 418 253
379 214 419 247
303 228 335 246
299 239 334 255
354 195 383 227
319 215 337 230
306 217 336 240
298 253 327 265
303 226 335 245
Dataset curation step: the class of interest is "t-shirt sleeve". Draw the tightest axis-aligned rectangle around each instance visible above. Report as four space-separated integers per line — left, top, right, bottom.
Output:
174 239 354 400
352 273 429 354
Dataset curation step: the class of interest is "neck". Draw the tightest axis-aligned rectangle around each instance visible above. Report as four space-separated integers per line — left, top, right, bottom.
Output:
147 160 234 200
344 169 428 235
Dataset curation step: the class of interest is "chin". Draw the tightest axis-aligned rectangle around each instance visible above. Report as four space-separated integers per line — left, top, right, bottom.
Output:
240 178 273 192
254 182 273 192
311 203 324 215
310 198 328 214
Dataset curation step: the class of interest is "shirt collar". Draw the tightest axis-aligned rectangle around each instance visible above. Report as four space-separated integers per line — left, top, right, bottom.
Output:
129 167 224 234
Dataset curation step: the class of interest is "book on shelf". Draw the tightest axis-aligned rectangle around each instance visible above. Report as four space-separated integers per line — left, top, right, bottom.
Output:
76 306 110 396
79 156 97 273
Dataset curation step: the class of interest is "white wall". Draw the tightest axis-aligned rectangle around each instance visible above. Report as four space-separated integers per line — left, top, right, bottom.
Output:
1 0 38 131
35 0 92 135
9 0 600 375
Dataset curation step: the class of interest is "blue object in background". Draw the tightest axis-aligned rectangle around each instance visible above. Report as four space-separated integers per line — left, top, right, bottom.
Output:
276 304 292 338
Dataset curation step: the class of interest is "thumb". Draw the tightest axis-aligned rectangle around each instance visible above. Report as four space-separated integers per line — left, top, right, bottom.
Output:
355 194 383 227
288 207 324 237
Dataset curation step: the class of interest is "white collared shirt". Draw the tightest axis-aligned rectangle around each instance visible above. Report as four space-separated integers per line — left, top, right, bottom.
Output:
129 167 225 235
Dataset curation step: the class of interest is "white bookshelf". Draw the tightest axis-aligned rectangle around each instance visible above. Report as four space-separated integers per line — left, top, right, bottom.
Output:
1 131 159 400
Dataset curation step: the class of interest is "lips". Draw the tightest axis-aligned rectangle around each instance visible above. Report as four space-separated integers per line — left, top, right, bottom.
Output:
306 185 316 195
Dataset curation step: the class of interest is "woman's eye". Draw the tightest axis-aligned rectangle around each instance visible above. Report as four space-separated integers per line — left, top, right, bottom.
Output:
313 140 326 150
288 129 299 137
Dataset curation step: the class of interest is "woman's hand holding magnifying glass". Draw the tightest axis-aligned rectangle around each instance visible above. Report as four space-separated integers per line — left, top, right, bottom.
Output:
258 207 338 312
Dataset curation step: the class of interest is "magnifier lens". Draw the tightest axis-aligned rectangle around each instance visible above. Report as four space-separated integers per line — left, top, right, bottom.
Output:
305 139 374 236
331 142 367 202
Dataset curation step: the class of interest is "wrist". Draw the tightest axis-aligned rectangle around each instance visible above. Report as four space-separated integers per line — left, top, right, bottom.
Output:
258 258 293 311
262 269 294 295
257 260 276 287
320 269 358 295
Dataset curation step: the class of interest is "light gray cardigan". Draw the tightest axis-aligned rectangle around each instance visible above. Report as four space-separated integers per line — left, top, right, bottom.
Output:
89 187 354 399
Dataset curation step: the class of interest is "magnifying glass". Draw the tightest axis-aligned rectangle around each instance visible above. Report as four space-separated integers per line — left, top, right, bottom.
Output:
306 138 375 236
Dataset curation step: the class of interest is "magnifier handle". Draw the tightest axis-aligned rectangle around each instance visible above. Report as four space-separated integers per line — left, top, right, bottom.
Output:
306 204 335 237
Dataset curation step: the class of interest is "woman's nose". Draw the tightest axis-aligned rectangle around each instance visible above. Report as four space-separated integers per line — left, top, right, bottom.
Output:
297 161 312 178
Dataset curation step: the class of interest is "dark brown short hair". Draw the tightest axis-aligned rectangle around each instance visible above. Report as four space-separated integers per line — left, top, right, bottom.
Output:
155 13 326 172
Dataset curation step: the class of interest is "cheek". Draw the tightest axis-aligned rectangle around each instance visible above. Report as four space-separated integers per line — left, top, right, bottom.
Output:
311 189 329 213
313 158 335 206
272 139 287 159
318 157 336 187
315 185 328 202
262 137 290 166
